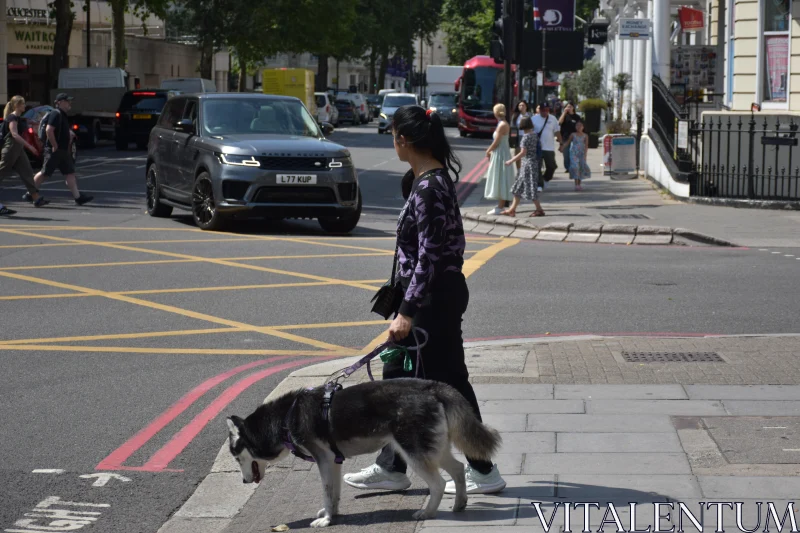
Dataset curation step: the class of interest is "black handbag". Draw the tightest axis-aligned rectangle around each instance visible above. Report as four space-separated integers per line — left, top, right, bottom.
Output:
370 247 403 319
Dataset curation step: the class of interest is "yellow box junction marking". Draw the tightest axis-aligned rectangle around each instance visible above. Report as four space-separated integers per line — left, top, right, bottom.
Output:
0 223 508 356
0 269 354 354
361 238 520 352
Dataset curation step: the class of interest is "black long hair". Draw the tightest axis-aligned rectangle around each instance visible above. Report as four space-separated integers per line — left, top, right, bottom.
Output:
393 105 462 194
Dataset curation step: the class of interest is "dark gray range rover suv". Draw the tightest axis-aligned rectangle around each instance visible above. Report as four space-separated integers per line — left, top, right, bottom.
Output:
145 93 361 232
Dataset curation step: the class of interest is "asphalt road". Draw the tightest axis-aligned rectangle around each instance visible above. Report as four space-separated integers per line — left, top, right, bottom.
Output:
0 120 798 532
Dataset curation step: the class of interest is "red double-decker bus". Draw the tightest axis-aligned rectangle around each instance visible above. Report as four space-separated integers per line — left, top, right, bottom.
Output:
455 56 517 137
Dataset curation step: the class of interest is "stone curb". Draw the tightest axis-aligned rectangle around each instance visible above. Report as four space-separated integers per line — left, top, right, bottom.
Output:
462 212 737 247
157 333 800 532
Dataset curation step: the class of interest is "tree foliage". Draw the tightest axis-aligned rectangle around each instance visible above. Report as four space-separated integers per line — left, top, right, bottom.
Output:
575 59 604 99
441 0 492 65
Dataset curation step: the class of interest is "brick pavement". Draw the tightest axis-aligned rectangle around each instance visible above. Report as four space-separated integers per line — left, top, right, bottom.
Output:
161 335 800 533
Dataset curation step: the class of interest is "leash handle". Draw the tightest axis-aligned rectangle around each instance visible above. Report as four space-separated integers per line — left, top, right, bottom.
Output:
327 327 428 384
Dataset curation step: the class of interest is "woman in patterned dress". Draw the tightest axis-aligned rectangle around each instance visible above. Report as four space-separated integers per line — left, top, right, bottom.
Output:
343 105 507 496
560 118 591 190
500 116 545 217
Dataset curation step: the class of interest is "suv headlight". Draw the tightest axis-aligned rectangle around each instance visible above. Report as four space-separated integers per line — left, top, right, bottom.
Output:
329 156 353 168
429 107 437 112
219 154 260 167
380 112 387 119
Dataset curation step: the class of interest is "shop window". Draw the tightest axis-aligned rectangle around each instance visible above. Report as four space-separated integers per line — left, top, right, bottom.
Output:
761 0 791 103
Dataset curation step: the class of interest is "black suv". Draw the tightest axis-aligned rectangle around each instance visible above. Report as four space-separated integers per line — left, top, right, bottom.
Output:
116 89 180 150
145 93 361 232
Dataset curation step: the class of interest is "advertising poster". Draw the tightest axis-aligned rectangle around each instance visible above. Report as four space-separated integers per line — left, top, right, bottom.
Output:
670 46 718 104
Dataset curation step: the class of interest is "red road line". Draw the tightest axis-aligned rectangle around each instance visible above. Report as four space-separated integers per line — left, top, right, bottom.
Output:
456 158 489 191
96 356 292 471
140 357 336 471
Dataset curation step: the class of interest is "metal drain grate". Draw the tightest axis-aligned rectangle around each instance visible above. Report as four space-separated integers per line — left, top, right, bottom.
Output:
621 351 725 363
601 214 651 220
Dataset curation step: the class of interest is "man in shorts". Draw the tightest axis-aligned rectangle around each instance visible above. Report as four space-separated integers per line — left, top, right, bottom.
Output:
26 93 93 206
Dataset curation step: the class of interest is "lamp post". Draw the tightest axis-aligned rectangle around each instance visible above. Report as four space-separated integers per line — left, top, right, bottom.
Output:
86 0 91 67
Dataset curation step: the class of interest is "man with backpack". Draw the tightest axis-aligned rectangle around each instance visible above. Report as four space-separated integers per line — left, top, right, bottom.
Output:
24 93 93 206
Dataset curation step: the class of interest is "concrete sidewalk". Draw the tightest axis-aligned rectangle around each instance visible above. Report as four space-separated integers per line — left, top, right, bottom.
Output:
462 146 800 248
159 334 800 533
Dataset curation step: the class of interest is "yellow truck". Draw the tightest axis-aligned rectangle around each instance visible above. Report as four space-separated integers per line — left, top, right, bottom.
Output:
261 68 316 118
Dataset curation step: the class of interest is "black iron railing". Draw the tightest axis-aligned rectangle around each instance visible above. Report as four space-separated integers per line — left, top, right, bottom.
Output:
651 76 688 163
689 114 800 201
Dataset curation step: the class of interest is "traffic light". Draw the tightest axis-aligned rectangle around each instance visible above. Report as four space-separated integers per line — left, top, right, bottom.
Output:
490 0 522 64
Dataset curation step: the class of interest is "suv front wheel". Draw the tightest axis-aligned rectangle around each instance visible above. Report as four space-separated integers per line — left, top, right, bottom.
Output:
192 172 226 231
318 189 362 233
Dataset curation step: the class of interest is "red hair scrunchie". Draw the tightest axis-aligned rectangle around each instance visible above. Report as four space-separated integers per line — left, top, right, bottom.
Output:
425 109 433 119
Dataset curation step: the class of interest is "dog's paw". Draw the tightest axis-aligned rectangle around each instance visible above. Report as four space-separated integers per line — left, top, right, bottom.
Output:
412 510 437 520
453 497 467 512
317 508 327 518
310 516 332 528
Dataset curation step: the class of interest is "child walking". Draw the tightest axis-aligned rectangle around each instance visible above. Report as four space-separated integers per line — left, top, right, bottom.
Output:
500 116 544 217
560 119 591 191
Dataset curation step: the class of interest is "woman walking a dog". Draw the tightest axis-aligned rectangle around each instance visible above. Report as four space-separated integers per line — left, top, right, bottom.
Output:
344 105 507 495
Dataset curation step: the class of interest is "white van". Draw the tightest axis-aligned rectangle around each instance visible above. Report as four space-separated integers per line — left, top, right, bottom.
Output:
160 78 217 93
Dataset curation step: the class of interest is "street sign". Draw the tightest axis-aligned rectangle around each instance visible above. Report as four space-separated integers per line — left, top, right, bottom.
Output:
619 18 651 40
533 0 576 31
678 7 704 31
603 135 637 175
587 21 610 45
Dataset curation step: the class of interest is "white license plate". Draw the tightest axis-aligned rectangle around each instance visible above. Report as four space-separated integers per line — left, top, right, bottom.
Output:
277 174 317 185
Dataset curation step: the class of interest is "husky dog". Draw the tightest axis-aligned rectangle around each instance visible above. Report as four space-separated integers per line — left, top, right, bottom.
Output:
226 378 502 528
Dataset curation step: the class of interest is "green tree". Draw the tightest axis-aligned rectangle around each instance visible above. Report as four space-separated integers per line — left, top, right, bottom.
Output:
108 0 170 70
441 0 492 65
575 59 603 99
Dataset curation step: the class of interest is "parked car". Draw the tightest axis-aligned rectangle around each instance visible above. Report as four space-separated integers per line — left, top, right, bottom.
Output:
334 99 358 125
426 92 459 126
145 93 361 233
4 105 79 167
314 92 338 127
377 93 419 134
116 89 180 150
366 94 383 119
335 92 370 124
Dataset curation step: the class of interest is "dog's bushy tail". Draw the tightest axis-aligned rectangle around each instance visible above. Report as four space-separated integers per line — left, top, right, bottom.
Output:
436 385 502 460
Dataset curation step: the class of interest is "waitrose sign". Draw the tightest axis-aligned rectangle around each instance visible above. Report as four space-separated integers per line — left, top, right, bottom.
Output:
9 26 57 54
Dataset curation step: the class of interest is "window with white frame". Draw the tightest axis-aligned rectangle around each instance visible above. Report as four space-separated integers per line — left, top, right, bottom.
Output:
762 0 791 103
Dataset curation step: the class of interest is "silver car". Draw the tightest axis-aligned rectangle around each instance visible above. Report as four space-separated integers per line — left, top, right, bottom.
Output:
377 93 419 134
145 93 361 232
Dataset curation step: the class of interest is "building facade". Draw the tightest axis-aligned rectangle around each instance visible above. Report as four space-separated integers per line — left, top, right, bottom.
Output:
598 0 800 201
1 0 230 106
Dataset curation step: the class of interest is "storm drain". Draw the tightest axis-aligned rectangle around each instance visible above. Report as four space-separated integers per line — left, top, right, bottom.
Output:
601 214 651 220
621 351 725 363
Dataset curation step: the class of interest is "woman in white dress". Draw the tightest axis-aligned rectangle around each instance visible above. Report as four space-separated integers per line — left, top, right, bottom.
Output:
483 103 515 215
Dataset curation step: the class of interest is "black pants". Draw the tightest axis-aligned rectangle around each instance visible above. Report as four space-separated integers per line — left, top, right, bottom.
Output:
541 150 557 183
375 273 494 476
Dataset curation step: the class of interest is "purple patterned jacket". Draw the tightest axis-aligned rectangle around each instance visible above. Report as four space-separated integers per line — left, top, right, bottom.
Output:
395 168 466 318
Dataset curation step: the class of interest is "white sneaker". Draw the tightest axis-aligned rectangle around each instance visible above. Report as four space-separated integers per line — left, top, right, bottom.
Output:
343 464 412 491
444 464 506 495
487 207 503 215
